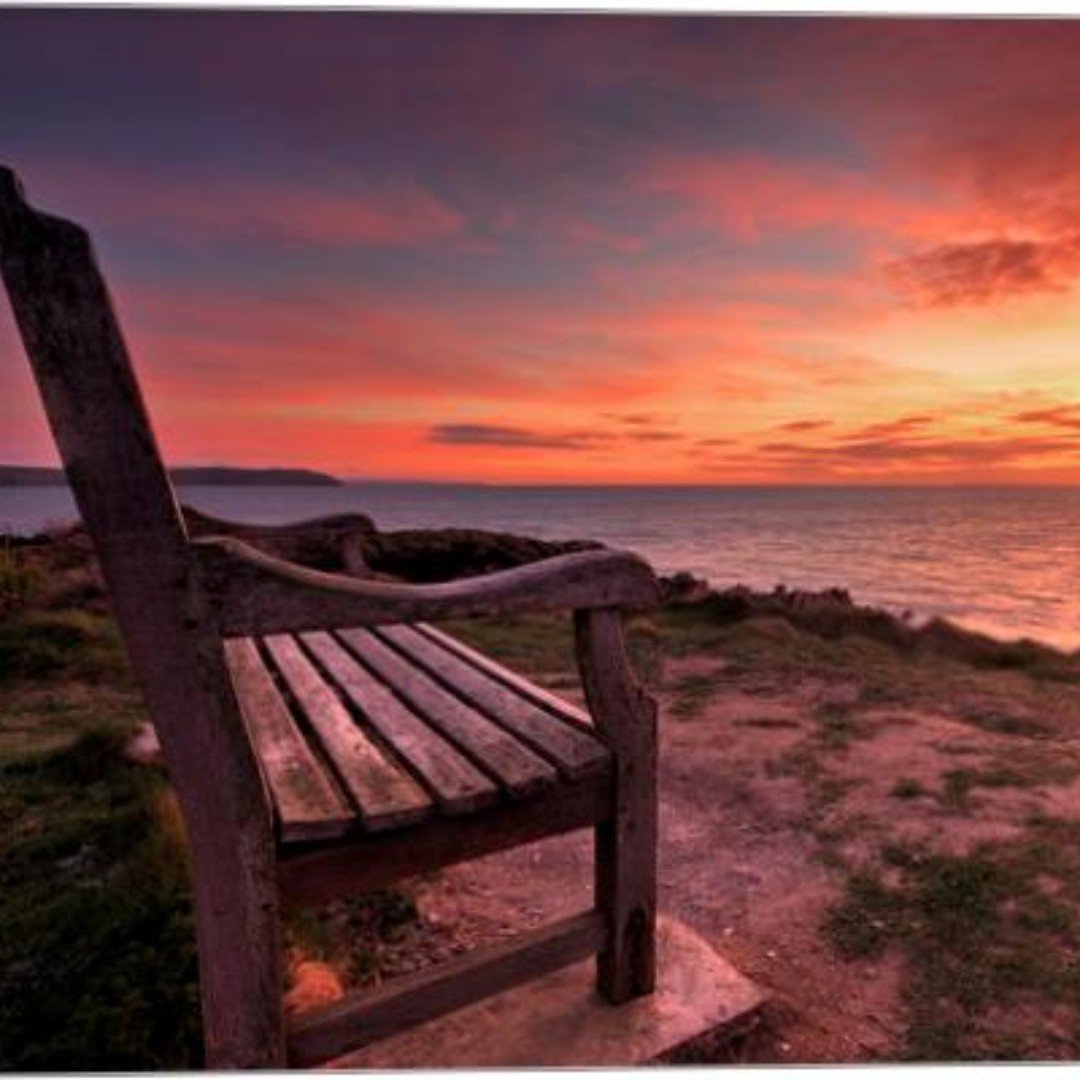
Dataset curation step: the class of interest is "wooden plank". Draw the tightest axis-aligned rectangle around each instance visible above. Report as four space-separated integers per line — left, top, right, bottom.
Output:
223 638 353 842
574 609 658 1003
286 910 607 1067
378 624 608 781
301 631 497 815
339 628 558 798
263 634 432 833
279 776 610 906
417 623 595 731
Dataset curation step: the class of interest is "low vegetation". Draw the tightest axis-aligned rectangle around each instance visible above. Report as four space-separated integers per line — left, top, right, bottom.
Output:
4 525 1080 1065
0 728 201 1069
826 824 1080 1060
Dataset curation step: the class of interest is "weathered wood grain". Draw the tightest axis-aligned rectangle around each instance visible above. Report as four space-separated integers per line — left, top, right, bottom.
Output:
379 624 607 779
574 608 658 1003
301 630 499 814
264 634 432 832
286 910 607 1067
224 638 353 842
192 535 661 635
417 622 595 731
340 628 558 798
278 775 610 906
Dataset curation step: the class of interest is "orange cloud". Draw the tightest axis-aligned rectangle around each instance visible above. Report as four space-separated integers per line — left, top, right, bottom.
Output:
429 424 610 451
778 419 831 433
1012 404 1080 432
886 235 1080 308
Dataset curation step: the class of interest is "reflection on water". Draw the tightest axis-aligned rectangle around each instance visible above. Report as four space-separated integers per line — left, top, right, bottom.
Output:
3 484 1079 651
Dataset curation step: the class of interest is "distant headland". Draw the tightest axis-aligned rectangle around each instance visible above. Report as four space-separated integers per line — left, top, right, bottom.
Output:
0 465 342 487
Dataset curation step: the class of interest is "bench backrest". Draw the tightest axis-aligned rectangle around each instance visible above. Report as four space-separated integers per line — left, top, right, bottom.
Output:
0 167 188 561
0 166 269 832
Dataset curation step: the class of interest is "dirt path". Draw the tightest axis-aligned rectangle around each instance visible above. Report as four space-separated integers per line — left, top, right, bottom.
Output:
390 650 1080 1064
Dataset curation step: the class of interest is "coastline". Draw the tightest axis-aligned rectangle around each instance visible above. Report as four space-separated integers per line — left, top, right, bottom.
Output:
4 484 1078 653
5 510 1076 662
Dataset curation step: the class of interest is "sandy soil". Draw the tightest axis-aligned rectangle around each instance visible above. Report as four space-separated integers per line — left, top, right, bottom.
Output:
355 652 1080 1064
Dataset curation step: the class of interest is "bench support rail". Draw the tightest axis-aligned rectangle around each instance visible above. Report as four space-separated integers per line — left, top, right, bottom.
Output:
287 910 607 1067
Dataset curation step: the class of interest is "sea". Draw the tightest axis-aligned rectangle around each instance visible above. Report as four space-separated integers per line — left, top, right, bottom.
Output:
3 483 1080 652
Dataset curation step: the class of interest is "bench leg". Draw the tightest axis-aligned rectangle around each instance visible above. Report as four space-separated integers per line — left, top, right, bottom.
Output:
574 608 658 1003
189 833 286 1068
594 744 657 1002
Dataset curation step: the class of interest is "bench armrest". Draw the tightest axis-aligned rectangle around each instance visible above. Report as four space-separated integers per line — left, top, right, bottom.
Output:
191 535 660 635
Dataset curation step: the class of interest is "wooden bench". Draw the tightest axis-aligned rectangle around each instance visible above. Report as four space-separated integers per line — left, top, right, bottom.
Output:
0 166 661 1068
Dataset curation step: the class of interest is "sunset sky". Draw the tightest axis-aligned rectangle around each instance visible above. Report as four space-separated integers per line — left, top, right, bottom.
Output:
3 10 1080 483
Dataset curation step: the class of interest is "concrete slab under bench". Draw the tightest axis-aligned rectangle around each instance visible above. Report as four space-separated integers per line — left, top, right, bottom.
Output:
332 915 766 1068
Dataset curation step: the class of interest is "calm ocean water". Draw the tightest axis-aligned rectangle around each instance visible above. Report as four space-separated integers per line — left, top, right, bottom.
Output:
3 483 1079 651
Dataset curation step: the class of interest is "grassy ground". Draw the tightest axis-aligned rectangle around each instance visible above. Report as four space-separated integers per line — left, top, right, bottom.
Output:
825 822 1080 1060
0 544 201 1069
0 538 421 1068
5 531 1080 1065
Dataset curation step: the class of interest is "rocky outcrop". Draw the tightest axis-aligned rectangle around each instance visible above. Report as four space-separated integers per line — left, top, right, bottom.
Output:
658 571 711 605
181 506 600 582
182 507 378 571
357 528 599 583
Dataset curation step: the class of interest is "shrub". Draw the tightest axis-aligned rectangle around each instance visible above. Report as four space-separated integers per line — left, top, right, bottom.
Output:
0 540 41 615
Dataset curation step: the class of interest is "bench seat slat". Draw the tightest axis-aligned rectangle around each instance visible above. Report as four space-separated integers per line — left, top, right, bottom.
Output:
417 623 594 731
301 630 498 815
226 624 603 842
377 624 607 780
263 634 432 833
339 628 558 799
223 637 353 842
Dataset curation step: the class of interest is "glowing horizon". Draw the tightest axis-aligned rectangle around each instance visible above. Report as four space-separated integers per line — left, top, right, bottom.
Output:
4 12 1080 485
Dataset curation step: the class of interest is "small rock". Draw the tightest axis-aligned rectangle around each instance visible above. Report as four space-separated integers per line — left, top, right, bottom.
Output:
284 961 344 1015
123 723 162 766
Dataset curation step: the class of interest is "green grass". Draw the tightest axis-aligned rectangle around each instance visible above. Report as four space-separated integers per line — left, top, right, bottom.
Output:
669 668 726 720
815 702 875 750
0 540 41 615
940 767 1025 809
286 889 419 985
438 610 664 690
825 831 1080 1060
649 597 1080 746
0 726 203 1070
890 778 927 800
438 612 576 678
0 568 199 1069
938 745 1080 811
0 609 128 687
955 707 1056 740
